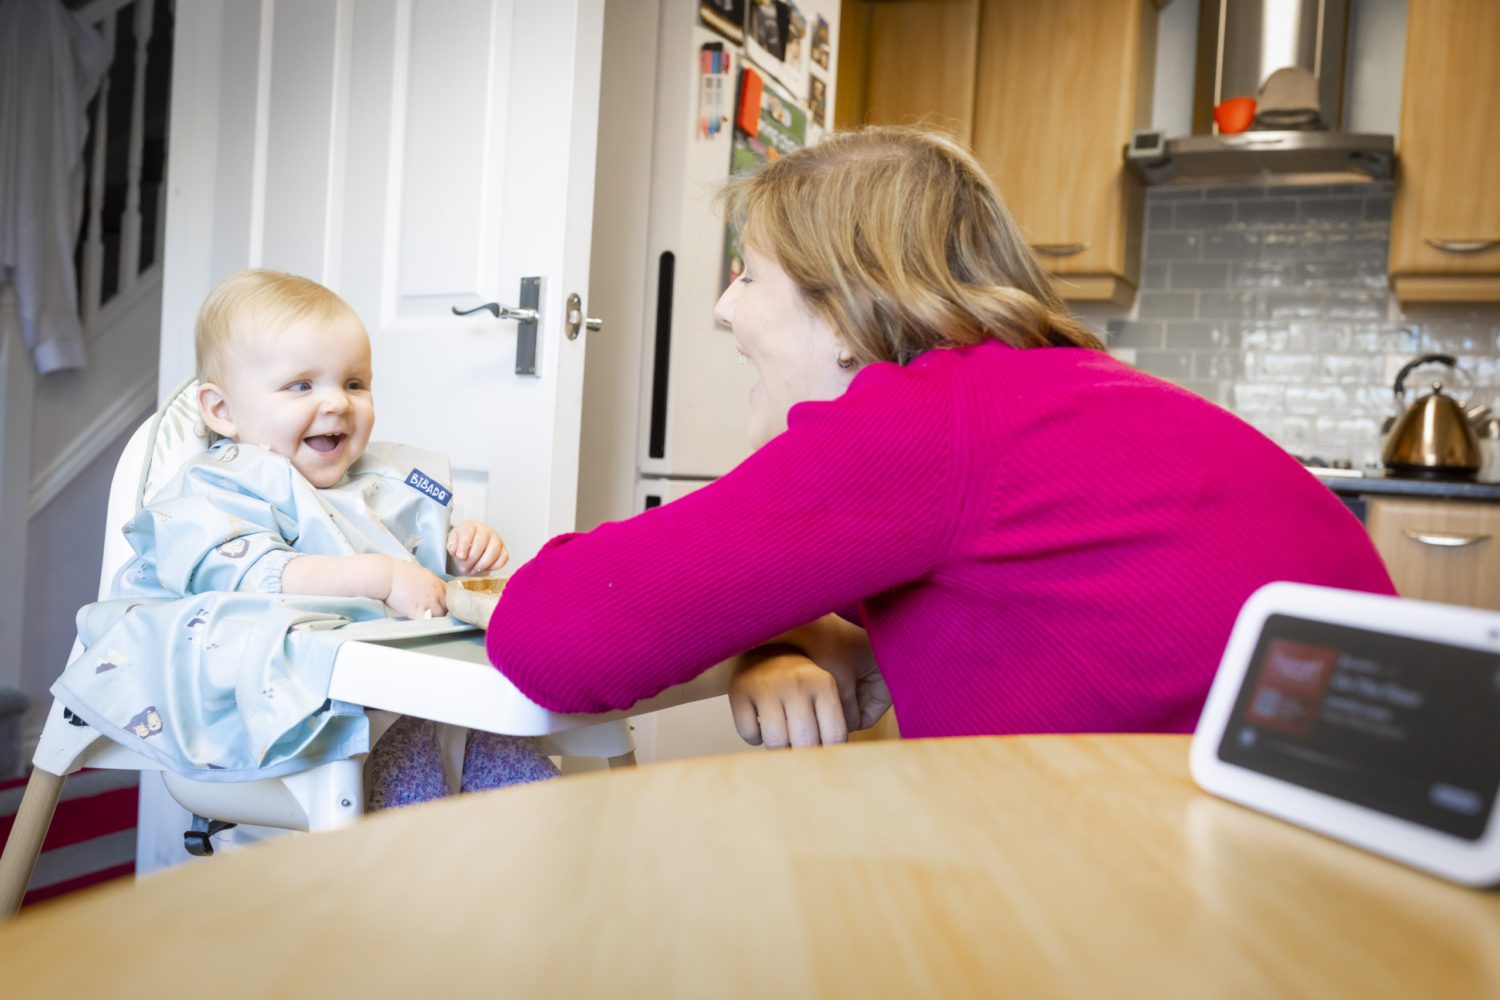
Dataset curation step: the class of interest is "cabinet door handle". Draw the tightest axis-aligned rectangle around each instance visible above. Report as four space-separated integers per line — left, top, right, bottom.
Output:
1032 242 1091 256
1423 238 1500 255
1402 528 1491 548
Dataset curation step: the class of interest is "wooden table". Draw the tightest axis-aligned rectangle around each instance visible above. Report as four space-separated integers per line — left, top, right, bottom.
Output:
3 735 1497 997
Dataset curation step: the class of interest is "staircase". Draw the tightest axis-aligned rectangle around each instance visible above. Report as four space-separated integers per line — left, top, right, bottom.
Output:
0 0 174 772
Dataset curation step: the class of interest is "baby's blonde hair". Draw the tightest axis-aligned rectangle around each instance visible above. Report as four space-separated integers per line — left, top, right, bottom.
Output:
719 126 1103 365
195 269 363 384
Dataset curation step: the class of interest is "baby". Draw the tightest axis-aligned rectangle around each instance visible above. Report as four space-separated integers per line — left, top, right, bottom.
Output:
54 269 556 807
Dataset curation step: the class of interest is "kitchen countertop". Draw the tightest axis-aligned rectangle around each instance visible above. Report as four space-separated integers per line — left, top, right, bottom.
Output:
1312 471 1500 502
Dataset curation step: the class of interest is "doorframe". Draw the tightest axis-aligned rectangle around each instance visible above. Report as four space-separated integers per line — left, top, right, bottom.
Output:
157 1 226 399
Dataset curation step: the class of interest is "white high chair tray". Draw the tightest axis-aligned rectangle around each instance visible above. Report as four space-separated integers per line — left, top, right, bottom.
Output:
331 615 479 643
329 626 731 739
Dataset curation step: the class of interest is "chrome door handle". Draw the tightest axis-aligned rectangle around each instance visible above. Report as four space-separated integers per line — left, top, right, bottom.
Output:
1032 242 1091 256
564 292 601 340
452 276 543 376
1423 238 1500 255
1402 529 1491 548
451 301 540 324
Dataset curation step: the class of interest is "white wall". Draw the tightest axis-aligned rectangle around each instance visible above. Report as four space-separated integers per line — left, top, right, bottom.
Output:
576 0 661 532
9 285 160 738
29 285 161 487
0 287 33 702
22 416 148 708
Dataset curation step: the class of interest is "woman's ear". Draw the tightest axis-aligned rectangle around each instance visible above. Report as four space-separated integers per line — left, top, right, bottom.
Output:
197 382 237 439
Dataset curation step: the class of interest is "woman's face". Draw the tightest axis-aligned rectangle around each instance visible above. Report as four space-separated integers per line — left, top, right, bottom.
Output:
713 245 859 449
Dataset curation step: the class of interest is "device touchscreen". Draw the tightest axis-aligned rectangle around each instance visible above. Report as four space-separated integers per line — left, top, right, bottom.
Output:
1215 613 1500 841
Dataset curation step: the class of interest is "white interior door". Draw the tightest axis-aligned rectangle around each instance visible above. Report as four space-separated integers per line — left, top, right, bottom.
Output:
142 0 602 876
158 0 604 563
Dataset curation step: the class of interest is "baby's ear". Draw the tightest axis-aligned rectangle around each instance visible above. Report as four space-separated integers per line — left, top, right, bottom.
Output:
197 382 237 439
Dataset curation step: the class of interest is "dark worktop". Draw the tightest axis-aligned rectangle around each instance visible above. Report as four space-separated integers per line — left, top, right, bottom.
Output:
1315 473 1500 503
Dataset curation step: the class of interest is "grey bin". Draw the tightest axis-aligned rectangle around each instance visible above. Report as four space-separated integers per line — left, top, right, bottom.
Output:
0 687 29 780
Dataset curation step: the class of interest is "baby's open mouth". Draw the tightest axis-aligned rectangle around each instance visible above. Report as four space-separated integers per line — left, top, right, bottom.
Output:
304 434 346 454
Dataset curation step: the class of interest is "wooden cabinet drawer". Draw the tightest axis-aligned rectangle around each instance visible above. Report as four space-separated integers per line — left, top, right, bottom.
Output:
1365 498 1500 611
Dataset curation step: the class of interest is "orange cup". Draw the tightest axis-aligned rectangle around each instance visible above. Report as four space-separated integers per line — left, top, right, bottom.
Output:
1213 96 1257 135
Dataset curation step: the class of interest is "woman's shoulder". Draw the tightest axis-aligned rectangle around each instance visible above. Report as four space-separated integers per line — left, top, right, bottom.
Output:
850 339 1120 391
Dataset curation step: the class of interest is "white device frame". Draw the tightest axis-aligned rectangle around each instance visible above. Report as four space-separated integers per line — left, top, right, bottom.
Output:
1191 581 1500 888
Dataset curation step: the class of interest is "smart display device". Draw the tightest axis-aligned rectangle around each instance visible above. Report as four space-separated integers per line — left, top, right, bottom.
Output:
1191 582 1500 887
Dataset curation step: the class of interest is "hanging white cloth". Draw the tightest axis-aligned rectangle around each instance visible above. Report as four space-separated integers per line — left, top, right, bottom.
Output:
0 0 110 374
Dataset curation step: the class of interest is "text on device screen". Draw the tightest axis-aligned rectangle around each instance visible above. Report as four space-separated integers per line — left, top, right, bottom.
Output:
1217 614 1500 841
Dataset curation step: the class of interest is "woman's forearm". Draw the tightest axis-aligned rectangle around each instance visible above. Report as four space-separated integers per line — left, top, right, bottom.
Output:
771 614 876 677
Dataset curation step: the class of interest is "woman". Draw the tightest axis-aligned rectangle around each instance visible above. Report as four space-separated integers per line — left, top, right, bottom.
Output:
485 126 1394 747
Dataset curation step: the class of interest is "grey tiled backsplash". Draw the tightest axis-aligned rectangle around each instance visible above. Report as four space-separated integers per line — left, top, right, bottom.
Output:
1103 182 1500 469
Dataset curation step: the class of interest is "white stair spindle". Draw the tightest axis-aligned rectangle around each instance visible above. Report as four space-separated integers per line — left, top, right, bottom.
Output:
83 13 116 322
119 0 154 294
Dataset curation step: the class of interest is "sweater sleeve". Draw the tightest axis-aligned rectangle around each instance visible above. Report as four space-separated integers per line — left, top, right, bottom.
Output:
486 361 967 712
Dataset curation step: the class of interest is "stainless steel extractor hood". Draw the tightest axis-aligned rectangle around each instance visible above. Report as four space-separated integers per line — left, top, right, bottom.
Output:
1125 0 1394 187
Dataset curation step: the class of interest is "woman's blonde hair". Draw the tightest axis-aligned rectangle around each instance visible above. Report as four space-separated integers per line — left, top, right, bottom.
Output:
195 269 363 383
719 126 1103 364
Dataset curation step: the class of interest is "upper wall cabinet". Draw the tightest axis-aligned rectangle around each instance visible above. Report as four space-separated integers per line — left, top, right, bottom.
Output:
838 0 1156 306
970 0 1156 306
1388 0 1500 303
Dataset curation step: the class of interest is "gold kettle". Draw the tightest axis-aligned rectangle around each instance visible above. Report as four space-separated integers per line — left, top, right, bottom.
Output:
1382 353 1481 479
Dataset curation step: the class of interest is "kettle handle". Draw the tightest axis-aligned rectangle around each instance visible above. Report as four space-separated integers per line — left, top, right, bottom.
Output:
1392 353 1458 401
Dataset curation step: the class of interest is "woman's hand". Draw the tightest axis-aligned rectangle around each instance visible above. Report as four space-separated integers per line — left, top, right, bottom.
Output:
729 646 850 748
448 520 509 576
385 560 448 619
776 614 893 733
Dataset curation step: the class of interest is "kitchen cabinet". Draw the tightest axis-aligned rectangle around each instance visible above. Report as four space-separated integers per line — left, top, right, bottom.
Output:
837 0 1156 306
1365 497 1500 612
1388 0 1500 303
837 0 979 145
970 0 1156 306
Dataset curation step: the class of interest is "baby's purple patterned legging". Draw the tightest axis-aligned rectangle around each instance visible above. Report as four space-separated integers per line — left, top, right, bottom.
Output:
364 713 560 810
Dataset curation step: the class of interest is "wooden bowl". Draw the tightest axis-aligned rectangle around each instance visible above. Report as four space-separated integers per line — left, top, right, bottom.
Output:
445 576 506 629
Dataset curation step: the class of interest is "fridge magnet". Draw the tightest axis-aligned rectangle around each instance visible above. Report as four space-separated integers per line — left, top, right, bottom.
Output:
722 72 807 295
810 14 831 72
698 41 732 138
808 75 828 131
744 0 809 101
747 0 785 61
735 65 764 137
699 0 746 45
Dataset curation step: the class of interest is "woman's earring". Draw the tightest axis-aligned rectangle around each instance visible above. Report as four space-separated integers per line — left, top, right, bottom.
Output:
836 349 855 370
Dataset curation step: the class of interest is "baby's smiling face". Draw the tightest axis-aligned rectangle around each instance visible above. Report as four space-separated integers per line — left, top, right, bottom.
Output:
198 313 376 488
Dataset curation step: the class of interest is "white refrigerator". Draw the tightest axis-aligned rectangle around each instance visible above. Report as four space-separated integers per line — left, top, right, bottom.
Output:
636 0 840 507
582 0 841 762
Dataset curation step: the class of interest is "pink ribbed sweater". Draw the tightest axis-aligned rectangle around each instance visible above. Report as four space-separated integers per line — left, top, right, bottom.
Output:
486 341 1395 737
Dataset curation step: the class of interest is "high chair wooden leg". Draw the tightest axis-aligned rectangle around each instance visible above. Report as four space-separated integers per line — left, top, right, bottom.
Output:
0 768 66 919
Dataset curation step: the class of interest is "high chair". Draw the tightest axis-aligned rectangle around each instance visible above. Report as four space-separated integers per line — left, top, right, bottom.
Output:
0 381 725 917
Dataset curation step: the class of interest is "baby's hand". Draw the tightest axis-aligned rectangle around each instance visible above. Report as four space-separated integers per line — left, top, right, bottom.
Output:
447 520 509 576
386 560 447 620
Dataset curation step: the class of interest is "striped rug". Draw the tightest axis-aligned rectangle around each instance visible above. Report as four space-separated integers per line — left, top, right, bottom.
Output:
0 769 137 908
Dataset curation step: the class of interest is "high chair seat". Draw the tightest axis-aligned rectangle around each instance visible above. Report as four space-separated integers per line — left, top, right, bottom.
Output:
0 380 729 915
